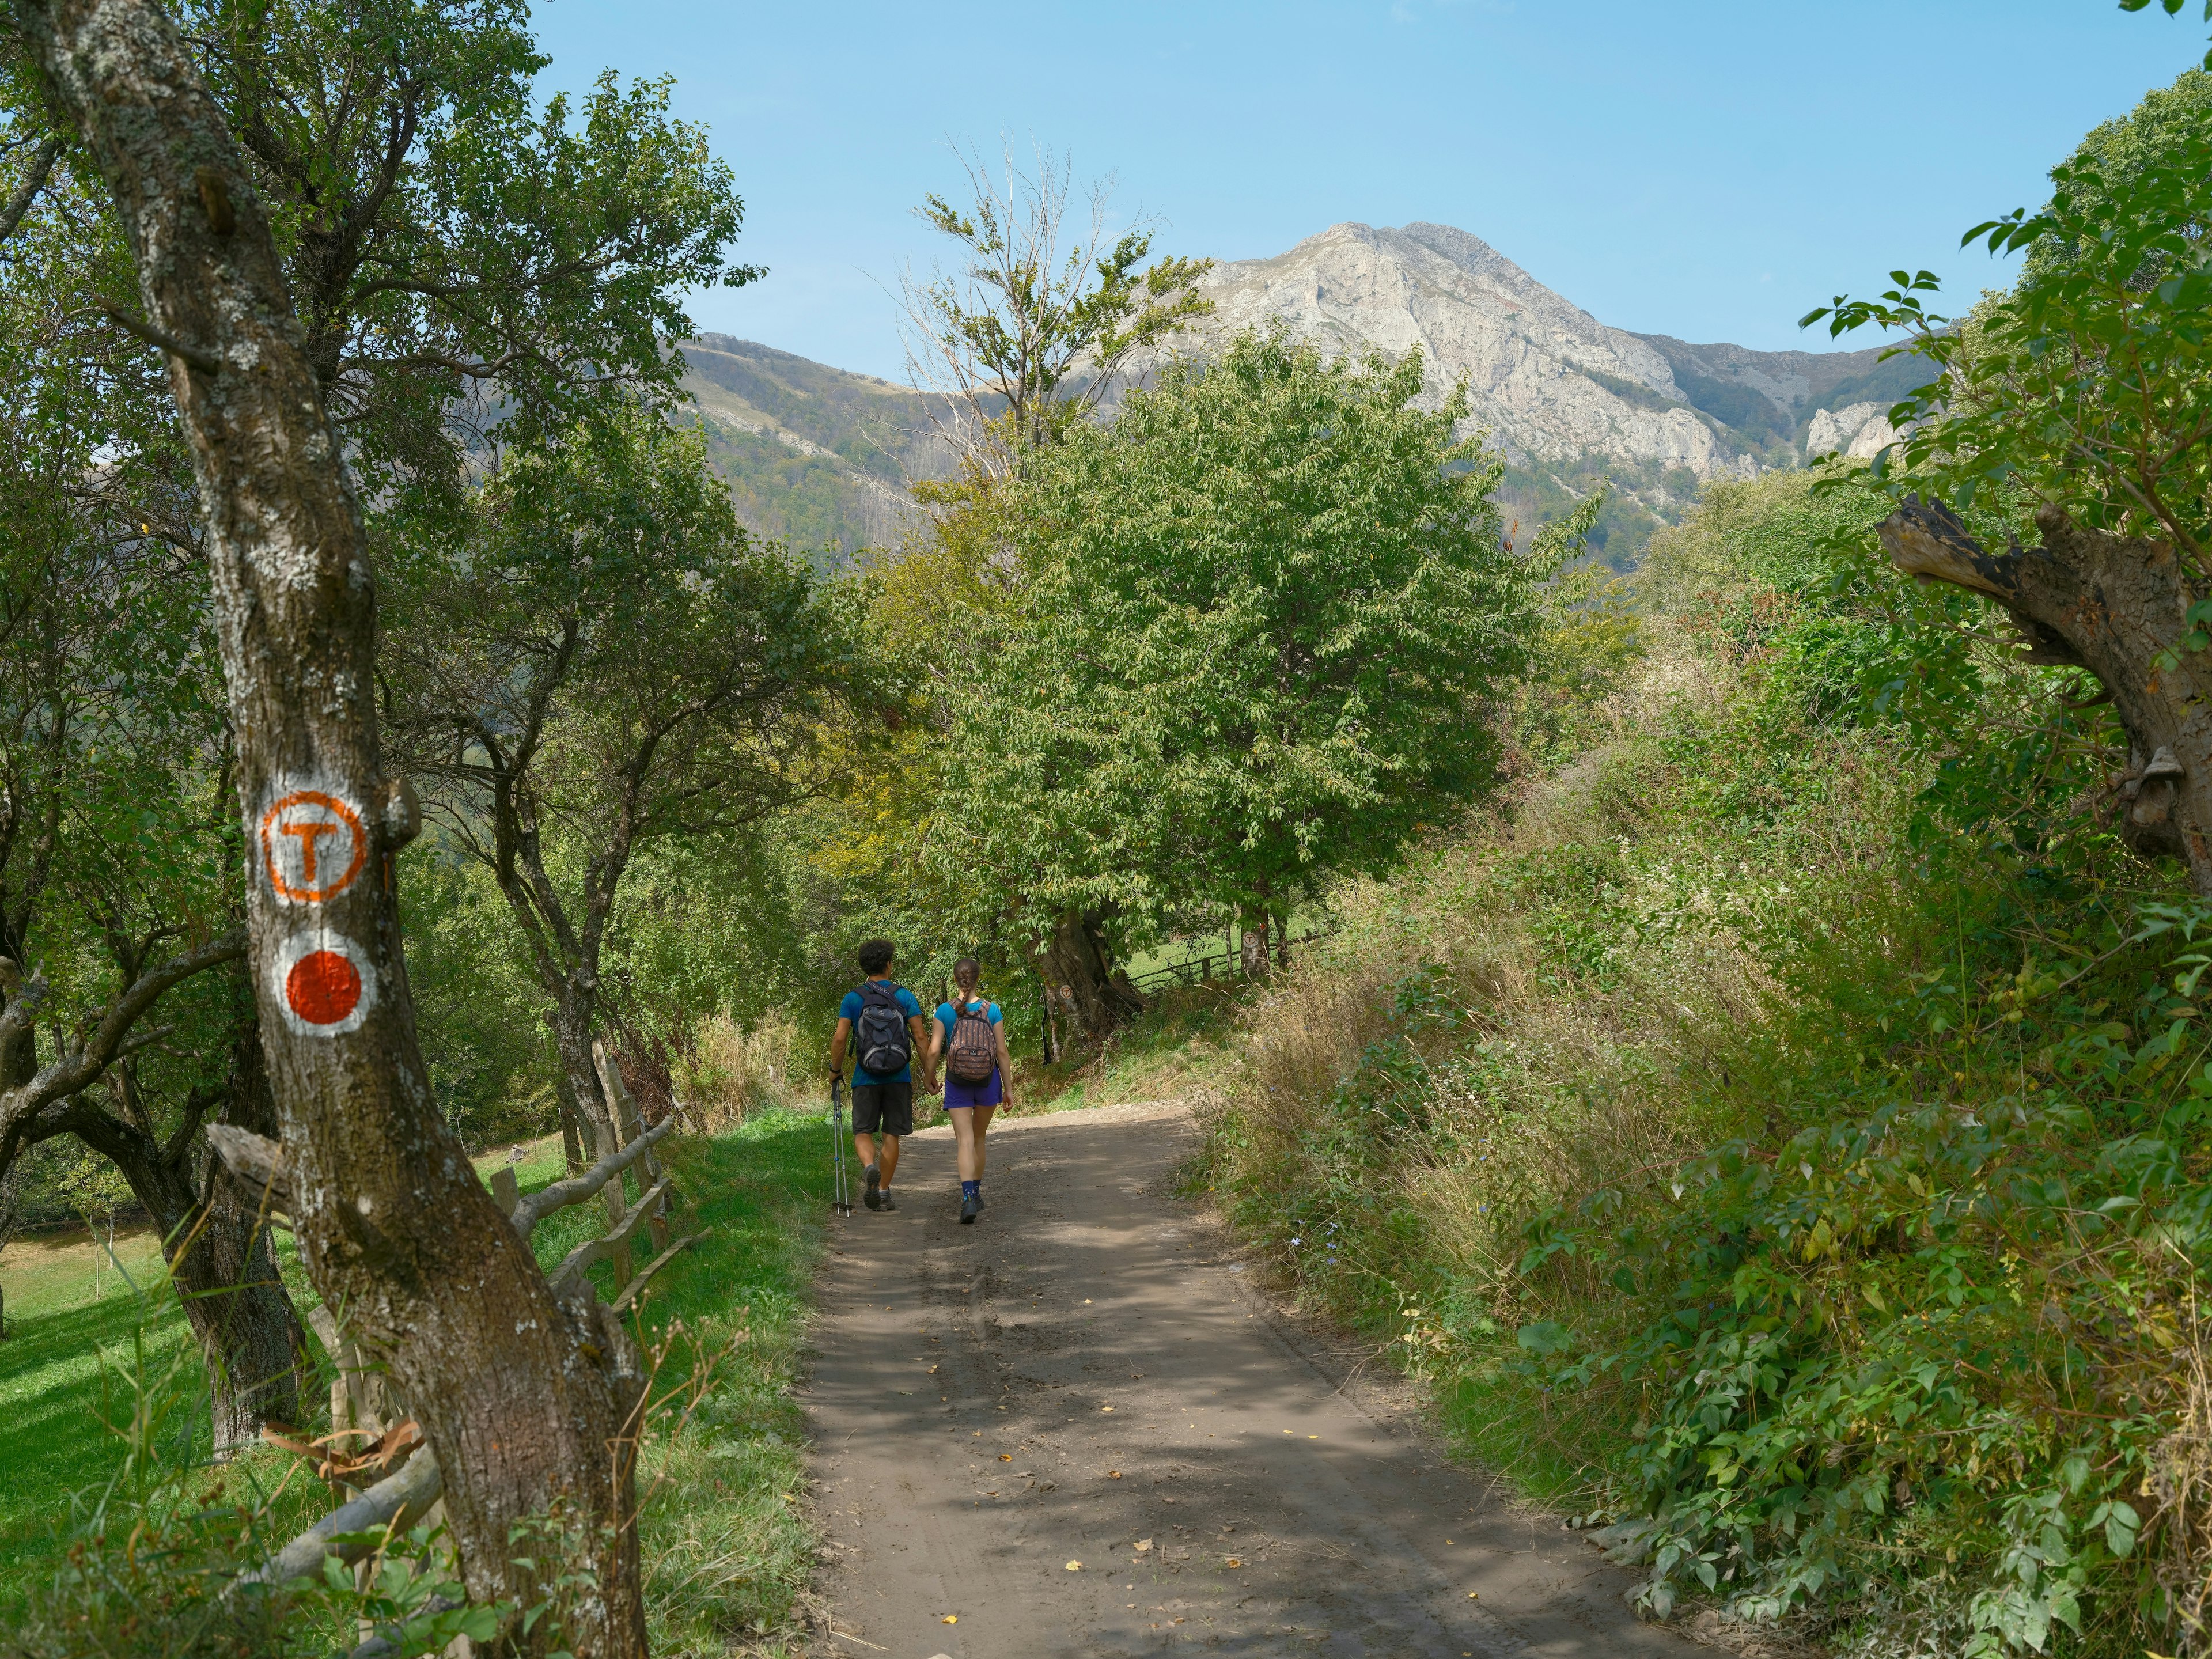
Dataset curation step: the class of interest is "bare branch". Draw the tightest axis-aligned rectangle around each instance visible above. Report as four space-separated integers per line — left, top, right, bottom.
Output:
508 1115 677 1239
0 134 63 245
96 300 223 373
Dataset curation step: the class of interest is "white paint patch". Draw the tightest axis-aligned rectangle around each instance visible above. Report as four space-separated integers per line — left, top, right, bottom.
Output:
259 779 369 905
268 928 378 1037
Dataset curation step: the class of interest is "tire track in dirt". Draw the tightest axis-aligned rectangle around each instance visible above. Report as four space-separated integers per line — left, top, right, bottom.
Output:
800 1100 1687 1658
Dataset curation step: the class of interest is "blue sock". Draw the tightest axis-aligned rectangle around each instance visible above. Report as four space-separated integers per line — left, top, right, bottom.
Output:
961 1180 980 1200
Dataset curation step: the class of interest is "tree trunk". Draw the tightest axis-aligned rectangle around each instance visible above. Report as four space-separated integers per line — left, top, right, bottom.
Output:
1041 910 1143 1048
58 1104 305 1452
1240 915 1271 982
552 992 621 1160
12 5 647 1650
1878 498 2212 890
556 1077 586 1176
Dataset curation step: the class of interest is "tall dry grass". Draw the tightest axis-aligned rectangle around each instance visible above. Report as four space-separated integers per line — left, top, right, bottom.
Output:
1205 631 1920 1312
676 1013 800 1130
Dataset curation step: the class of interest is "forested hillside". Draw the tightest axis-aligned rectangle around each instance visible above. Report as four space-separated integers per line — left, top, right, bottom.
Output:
677 335 956 562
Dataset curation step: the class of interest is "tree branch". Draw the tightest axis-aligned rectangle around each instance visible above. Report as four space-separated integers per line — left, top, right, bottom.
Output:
0 133 63 245
96 300 223 373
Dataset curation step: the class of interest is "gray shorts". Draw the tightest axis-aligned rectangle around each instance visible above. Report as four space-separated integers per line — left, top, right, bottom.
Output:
851 1081 913 1137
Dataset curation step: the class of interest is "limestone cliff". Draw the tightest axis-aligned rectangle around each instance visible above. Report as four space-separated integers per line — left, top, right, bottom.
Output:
1175 222 1930 485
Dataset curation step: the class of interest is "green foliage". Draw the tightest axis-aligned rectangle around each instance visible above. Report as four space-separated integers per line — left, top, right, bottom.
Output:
397 848 557 1146
944 324 1544 953
383 403 887 1101
181 0 756 507
2120 0 2212 70
1807 67 2212 566
911 148 1213 459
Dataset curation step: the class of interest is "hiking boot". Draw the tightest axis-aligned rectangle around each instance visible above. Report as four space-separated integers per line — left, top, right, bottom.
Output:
960 1193 982 1225
863 1164 881 1210
877 1190 897 1211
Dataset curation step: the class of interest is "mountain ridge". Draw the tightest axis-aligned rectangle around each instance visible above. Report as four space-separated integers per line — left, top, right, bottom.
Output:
679 221 1929 565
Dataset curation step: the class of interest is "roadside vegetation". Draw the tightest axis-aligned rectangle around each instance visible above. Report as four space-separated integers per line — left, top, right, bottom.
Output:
1198 65 2212 1657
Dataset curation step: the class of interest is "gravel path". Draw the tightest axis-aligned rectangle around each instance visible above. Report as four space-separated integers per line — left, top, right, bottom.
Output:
799 1100 1686 1658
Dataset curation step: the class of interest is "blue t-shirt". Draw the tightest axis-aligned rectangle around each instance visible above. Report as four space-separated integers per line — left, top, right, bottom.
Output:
839 982 926 1084
935 999 1004 1052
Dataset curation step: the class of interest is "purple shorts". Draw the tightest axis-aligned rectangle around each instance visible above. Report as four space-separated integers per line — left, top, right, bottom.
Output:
944 1069 1003 1110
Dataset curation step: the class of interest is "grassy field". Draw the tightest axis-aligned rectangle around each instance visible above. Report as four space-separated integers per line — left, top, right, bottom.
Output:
0 1223 187 1580
0 1105 835 1654
1008 984 1244 1117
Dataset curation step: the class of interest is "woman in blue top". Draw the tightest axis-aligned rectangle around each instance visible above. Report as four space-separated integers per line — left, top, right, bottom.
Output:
929 956 1013 1224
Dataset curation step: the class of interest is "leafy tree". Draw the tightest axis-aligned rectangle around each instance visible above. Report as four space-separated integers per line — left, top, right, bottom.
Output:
184 0 755 506
0 119 306 1446
944 325 1543 984
0 0 756 1465
1806 67 2212 892
882 154 1216 1046
902 145 1213 471
382 407 882 1161
3 0 761 1639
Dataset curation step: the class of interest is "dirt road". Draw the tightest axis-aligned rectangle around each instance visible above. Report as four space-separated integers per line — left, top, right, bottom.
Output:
801 1101 1685 1658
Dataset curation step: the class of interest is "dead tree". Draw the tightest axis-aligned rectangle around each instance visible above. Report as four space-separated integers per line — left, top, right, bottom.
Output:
8 0 648 1649
1879 495 2212 892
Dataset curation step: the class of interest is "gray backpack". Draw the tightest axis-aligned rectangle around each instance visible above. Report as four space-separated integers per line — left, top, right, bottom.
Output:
854 981 911 1076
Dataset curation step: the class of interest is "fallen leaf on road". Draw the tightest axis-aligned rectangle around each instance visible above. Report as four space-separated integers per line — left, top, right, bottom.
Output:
1101 1406 1113 1412
1225 1557 1243 1568
1066 1560 1082 1571
1468 1592 1479 1600
1134 1539 1153 1552
1108 1470 1123 1479
999 1453 1012 1461
941 1614 957 1623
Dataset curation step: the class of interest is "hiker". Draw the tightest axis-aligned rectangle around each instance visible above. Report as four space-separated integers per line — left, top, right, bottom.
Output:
930 957 1014 1224
828 939 933 1211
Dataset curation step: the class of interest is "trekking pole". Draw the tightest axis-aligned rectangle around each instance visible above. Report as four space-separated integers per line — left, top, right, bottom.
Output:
829 1076 852 1217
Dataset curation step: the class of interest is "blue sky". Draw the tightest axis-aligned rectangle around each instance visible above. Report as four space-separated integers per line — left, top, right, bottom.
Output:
531 1 2205 379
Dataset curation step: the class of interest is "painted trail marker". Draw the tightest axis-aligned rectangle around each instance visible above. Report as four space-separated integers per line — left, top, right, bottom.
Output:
260 789 368 905
270 931 378 1037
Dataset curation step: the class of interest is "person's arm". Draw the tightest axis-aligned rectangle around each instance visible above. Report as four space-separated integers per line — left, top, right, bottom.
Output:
927 1009 949 1071
908 1014 937 1092
828 1017 851 1096
994 1010 1014 1108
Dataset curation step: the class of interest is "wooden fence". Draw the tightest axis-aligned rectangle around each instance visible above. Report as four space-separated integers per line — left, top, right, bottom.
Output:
211 1043 703 1596
1125 926 1334 993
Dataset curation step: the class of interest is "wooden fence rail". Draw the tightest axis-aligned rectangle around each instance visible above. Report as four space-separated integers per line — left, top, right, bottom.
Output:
210 1056 704 1591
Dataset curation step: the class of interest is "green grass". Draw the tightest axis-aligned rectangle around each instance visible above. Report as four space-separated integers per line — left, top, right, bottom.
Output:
0 1225 190 1581
0 1107 835 1654
1014 984 1243 1115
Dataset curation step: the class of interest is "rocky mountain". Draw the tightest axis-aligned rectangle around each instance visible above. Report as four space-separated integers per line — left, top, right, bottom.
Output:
1179 222 1934 559
675 224 1932 567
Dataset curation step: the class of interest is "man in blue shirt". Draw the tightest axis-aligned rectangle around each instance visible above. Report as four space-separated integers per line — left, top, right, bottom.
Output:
828 938 933 1211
